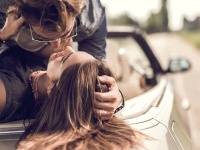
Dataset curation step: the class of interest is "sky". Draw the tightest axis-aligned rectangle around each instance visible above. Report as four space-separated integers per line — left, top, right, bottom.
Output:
101 0 200 31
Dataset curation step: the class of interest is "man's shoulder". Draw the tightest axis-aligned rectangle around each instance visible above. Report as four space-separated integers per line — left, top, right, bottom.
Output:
78 0 105 33
83 0 104 12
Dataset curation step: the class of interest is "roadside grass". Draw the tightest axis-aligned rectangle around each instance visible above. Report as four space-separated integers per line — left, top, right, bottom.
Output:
178 30 200 50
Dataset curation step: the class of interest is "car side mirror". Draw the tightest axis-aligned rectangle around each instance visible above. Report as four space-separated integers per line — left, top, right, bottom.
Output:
166 58 191 73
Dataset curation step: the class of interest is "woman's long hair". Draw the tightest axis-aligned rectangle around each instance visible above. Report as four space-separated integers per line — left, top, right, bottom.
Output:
18 60 144 150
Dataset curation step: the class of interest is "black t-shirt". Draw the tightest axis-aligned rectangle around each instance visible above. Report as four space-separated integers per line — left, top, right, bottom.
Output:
0 46 46 122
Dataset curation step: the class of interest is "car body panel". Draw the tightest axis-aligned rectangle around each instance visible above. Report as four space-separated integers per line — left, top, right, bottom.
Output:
118 77 191 150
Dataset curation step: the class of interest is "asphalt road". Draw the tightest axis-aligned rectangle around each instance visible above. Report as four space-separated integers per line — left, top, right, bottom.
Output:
147 33 200 150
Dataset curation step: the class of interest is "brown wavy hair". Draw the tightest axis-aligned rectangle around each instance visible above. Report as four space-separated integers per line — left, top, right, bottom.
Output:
17 60 146 150
15 0 84 32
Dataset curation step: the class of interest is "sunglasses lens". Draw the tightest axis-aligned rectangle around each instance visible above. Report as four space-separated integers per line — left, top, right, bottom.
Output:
13 26 47 52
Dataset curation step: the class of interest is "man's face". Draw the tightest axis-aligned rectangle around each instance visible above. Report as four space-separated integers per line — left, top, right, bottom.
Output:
31 15 76 53
14 15 76 56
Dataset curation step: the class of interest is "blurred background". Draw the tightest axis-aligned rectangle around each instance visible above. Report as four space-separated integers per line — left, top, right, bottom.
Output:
102 0 200 32
102 0 200 150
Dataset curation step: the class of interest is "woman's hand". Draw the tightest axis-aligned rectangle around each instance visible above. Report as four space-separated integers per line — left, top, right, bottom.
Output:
94 75 123 120
0 6 24 40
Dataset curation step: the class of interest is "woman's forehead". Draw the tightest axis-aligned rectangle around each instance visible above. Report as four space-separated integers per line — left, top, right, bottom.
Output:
63 51 95 67
69 51 95 62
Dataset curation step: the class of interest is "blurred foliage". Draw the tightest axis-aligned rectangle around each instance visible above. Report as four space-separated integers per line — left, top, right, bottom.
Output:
160 0 169 31
145 0 169 33
182 17 200 31
145 13 163 33
178 30 200 50
108 13 140 27
107 0 169 33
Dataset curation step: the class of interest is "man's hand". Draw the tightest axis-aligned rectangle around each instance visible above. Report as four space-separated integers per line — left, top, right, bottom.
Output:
0 6 24 40
94 75 123 120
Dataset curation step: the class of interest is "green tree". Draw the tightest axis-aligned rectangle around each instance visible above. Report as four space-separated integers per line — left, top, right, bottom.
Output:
161 0 169 31
108 13 140 27
145 12 163 33
145 0 169 33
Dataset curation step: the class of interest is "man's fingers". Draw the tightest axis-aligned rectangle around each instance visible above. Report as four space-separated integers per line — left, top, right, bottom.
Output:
95 91 117 102
94 108 114 120
97 75 115 86
94 97 116 111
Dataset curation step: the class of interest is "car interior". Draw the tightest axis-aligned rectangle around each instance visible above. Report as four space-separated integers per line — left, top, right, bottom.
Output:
106 37 154 100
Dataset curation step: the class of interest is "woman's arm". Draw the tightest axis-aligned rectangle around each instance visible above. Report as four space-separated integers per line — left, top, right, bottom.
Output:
0 79 6 112
77 13 107 58
29 71 49 100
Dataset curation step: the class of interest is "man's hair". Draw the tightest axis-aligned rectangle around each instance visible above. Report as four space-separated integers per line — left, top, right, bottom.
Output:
15 0 84 32
18 60 145 150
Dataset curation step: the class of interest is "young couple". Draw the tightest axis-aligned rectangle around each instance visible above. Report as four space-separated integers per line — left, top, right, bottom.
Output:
0 0 121 122
0 0 147 149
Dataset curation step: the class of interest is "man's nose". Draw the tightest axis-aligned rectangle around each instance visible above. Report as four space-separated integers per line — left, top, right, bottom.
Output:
49 38 73 52
50 39 61 49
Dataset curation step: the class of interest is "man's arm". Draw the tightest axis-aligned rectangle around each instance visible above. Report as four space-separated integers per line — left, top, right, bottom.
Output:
78 15 107 58
0 1 12 13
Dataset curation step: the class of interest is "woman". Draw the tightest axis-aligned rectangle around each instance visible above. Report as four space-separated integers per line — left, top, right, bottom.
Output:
17 50 145 150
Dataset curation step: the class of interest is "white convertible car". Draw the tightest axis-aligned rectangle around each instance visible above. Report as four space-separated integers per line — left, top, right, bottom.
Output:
0 26 192 150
